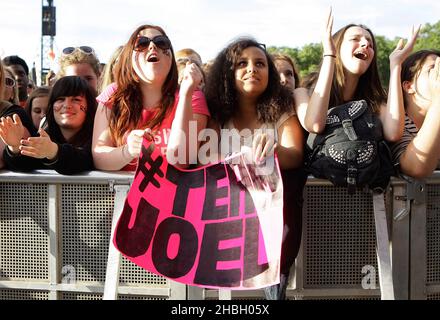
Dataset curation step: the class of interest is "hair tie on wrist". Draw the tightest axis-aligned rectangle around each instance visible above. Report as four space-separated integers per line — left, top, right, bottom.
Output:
323 54 336 58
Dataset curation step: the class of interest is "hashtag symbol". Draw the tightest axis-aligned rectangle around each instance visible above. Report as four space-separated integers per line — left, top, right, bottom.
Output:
138 143 164 192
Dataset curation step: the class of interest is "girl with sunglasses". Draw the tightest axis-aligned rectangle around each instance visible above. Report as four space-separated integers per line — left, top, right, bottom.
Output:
204 38 304 299
0 76 97 174
3 66 20 105
92 24 209 171
0 63 36 169
57 46 101 92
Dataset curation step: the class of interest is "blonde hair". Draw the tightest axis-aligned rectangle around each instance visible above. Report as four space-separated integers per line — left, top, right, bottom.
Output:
57 49 101 80
99 45 123 93
175 48 202 65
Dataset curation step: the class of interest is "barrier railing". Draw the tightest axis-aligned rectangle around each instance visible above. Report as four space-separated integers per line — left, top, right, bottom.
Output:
1 169 439 300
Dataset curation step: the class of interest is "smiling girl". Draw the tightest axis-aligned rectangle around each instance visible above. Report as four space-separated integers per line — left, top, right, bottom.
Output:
0 76 97 174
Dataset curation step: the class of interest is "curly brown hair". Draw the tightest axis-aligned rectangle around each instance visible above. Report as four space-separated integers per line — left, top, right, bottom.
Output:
204 37 293 125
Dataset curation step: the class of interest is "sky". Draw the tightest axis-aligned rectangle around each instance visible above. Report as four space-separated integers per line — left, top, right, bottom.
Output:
1 0 440 83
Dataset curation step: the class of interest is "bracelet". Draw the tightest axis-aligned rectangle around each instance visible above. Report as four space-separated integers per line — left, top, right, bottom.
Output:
323 54 337 58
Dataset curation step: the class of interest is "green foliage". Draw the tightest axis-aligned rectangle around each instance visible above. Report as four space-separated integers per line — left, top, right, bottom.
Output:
375 35 398 88
269 20 440 89
414 21 440 51
268 44 322 79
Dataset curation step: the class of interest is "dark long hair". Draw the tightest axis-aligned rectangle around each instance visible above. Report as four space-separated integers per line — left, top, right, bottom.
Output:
401 49 440 109
307 24 386 113
44 76 97 146
204 37 293 124
109 24 178 145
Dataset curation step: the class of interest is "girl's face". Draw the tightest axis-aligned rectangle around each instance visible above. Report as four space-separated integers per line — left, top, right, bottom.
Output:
53 95 87 132
234 46 269 99
274 59 295 92
409 54 440 110
64 63 99 92
31 96 49 129
132 28 172 85
340 26 375 76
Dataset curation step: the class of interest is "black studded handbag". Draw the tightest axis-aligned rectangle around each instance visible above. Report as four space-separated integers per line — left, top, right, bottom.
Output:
305 100 395 194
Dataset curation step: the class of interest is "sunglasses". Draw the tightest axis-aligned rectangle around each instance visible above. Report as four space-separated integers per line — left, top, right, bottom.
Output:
5 77 16 88
62 46 95 55
134 35 171 52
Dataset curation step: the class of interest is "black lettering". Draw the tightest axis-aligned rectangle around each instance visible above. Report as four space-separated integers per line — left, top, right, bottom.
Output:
194 220 242 287
151 217 198 278
227 165 241 217
202 165 228 220
243 216 269 283
138 143 164 191
115 198 159 257
166 165 204 217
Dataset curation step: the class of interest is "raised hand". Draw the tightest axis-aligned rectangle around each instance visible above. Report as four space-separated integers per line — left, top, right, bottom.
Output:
389 25 421 68
0 114 25 154
20 128 58 159
179 62 203 95
322 7 336 56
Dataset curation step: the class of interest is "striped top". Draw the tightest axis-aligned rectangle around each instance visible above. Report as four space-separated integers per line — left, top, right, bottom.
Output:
390 115 440 174
390 115 419 166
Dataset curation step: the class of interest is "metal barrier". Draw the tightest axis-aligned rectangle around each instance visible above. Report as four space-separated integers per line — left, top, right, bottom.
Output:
1 169 439 300
0 170 184 300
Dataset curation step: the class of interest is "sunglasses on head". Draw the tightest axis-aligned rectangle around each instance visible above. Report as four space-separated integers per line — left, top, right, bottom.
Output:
257 43 266 51
62 46 95 55
5 77 16 87
134 35 171 52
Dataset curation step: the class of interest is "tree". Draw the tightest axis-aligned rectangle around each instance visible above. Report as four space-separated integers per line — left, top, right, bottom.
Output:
375 35 398 88
414 21 440 51
268 43 322 78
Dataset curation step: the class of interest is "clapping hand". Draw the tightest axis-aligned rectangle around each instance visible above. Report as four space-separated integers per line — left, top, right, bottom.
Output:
19 128 58 160
0 114 25 154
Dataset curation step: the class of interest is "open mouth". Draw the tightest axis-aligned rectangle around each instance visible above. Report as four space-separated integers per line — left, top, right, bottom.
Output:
354 51 368 60
147 53 159 62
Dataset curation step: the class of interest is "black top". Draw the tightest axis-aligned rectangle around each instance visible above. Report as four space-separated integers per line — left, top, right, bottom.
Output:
3 139 95 175
1 102 94 175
